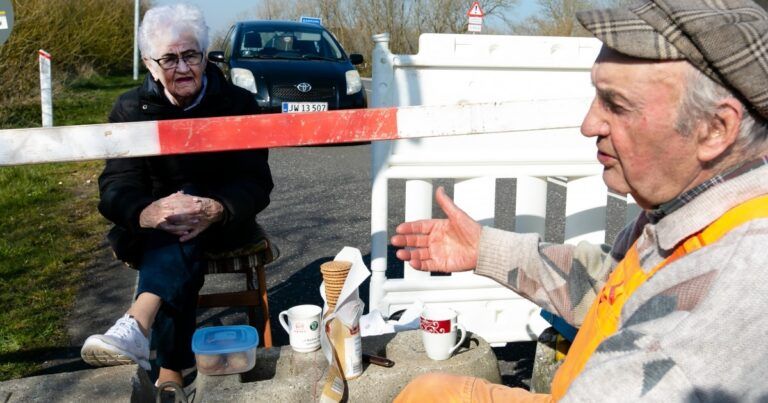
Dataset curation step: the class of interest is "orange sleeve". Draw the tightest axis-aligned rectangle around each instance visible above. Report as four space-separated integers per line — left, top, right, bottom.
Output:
394 373 554 403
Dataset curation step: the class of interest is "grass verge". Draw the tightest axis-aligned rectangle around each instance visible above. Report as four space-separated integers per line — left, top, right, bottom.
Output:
0 74 137 381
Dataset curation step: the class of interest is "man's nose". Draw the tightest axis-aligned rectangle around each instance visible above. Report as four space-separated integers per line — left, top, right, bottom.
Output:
580 98 609 138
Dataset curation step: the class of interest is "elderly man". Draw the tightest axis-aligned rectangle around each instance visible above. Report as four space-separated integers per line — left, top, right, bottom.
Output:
392 0 768 401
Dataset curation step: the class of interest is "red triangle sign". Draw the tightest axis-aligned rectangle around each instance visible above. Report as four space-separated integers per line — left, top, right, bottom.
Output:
467 1 484 17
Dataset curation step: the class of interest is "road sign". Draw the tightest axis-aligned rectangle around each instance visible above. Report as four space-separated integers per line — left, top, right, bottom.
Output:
468 16 483 25
468 24 482 33
0 0 14 46
300 16 322 26
467 1 484 17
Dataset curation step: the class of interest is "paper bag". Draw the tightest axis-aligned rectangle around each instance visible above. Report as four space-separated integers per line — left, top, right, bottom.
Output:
318 247 370 402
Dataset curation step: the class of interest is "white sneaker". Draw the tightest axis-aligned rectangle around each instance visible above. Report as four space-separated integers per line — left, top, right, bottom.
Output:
81 314 151 370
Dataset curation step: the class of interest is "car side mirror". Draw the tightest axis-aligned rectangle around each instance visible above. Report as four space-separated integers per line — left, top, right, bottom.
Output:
349 54 364 65
208 51 226 63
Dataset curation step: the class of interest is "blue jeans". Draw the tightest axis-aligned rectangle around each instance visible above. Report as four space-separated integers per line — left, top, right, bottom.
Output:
136 232 204 371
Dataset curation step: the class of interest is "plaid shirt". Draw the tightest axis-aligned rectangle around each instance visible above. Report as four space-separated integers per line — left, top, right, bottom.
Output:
648 154 768 222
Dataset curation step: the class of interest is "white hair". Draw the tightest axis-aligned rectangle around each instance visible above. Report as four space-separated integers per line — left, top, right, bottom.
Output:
138 3 209 59
676 65 768 151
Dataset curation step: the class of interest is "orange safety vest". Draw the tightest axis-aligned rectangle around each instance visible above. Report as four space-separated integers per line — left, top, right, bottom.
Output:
550 194 768 400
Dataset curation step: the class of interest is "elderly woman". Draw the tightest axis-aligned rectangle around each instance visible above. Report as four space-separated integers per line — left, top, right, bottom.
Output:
80 4 273 388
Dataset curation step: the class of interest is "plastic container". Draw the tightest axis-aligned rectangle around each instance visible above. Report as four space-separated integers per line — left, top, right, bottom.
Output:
192 325 259 375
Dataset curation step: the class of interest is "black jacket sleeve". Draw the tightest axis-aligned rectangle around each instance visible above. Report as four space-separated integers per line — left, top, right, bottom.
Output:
207 148 273 228
98 158 155 232
97 93 155 232
205 90 273 229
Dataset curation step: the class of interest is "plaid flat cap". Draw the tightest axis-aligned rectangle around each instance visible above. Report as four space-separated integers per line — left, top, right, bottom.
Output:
577 0 768 120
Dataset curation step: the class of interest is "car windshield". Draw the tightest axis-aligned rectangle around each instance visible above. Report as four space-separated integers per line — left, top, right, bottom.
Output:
237 27 345 61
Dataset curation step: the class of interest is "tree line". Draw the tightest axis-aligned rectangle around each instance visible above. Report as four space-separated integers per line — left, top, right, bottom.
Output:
213 0 626 61
245 0 519 56
0 0 623 113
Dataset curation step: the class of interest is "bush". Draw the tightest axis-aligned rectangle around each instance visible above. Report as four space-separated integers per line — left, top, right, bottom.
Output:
0 0 149 109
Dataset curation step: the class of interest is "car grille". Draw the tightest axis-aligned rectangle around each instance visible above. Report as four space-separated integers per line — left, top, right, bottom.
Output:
271 84 335 101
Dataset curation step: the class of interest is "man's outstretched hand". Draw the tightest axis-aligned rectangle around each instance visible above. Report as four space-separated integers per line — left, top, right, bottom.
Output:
390 187 481 272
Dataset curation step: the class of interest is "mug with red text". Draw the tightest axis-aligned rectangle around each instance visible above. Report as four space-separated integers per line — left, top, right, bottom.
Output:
279 304 322 352
419 307 467 360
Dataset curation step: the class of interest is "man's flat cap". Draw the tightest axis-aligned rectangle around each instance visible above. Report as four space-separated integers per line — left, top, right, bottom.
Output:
577 0 768 120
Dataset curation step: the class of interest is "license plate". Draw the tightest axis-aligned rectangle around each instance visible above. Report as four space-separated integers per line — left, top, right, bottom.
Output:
281 102 328 113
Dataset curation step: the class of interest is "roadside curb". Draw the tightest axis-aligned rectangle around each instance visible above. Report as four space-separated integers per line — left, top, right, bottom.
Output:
197 330 500 402
0 365 152 402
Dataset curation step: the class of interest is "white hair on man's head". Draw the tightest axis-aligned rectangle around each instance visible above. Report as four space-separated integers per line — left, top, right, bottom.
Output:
138 3 209 58
677 65 768 151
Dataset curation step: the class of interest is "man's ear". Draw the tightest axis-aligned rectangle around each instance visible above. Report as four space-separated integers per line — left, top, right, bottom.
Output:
697 98 743 163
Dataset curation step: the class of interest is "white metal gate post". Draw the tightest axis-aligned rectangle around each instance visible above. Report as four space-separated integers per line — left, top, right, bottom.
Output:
38 49 52 128
403 179 433 280
133 0 140 80
369 33 394 312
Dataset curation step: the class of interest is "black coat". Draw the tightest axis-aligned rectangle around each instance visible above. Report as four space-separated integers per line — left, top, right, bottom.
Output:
99 64 274 261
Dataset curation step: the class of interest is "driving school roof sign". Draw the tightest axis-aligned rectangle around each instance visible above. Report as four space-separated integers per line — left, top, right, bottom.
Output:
300 16 322 26
0 0 13 46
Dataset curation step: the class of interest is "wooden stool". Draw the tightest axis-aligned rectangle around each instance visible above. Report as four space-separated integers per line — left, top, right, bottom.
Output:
198 238 276 348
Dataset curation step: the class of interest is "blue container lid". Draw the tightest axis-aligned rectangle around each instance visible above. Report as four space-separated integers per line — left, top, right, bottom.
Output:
192 325 259 354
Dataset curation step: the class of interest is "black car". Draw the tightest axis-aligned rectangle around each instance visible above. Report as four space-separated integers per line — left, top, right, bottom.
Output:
209 20 366 114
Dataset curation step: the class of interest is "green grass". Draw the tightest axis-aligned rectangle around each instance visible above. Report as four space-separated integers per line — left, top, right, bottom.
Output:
0 74 138 381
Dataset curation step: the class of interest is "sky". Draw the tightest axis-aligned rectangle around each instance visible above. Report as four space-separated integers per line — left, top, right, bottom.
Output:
154 0 541 36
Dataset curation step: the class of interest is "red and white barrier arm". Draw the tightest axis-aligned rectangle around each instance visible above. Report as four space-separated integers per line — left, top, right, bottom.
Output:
0 99 586 166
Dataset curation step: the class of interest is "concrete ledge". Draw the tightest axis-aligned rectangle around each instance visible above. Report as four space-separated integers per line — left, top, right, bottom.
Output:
0 331 499 402
197 330 500 402
0 365 154 403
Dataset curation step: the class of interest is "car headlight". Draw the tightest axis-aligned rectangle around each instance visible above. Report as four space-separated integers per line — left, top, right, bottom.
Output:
231 68 258 94
345 69 362 95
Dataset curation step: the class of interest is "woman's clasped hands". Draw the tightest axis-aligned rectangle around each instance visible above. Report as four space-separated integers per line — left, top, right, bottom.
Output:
139 191 224 242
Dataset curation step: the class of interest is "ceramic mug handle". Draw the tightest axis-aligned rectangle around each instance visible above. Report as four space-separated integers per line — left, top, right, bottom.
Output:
278 310 290 333
448 323 467 356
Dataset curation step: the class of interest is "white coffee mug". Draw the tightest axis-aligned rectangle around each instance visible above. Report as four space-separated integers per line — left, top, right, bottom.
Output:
420 307 467 361
279 304 322 352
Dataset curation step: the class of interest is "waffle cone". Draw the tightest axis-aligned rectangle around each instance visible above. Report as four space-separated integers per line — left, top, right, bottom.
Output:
321 260 352 310
320 260 351 274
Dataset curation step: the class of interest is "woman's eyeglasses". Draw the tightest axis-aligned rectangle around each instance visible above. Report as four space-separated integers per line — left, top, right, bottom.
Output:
150 52 204 70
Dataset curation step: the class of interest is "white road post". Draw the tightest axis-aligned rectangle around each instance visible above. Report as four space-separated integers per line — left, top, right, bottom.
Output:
38 49 52 128
369 33 393 312
133 0 139 80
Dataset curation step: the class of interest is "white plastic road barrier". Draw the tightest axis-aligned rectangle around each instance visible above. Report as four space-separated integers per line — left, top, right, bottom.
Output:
39 49 52 128
0 99 588 167
369 33 638 345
